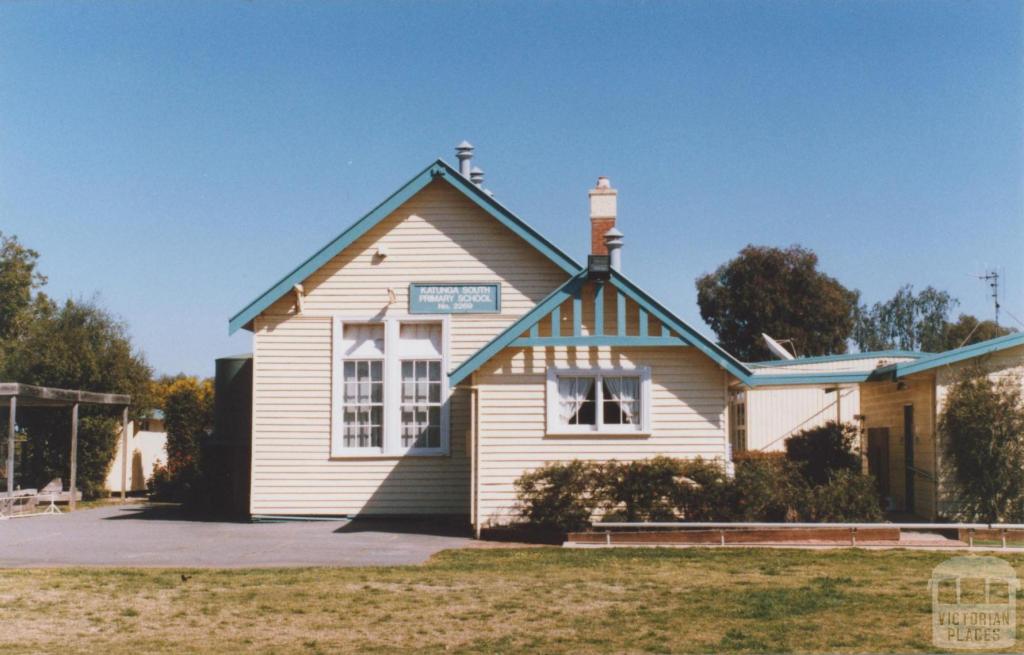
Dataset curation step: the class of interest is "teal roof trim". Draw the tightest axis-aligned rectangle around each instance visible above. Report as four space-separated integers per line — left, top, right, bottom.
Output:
747 350 926 368
890 331 1024 379
228 159 582 334
512 336 689 347
448 273 586 386
607 271 752 381
746 372 873 387
448 270 753 386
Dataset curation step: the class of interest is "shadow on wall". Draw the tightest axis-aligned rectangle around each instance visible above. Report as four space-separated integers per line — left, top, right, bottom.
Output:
334 515 471 538
131 450 145 492
335 385 472 529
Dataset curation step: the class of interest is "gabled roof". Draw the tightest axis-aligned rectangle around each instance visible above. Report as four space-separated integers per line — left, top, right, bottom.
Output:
448 269 753 386
747 350 926 368
228 159 583 334
873 331 1024 380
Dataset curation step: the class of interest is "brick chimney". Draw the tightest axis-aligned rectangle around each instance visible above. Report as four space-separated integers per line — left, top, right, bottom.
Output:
589 177 617 255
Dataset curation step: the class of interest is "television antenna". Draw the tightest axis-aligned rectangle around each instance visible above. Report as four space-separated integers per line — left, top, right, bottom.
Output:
762 333 796 360
972 270 1001 326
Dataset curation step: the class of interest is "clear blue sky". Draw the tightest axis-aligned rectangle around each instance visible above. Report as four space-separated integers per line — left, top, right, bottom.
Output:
2 1 1021 376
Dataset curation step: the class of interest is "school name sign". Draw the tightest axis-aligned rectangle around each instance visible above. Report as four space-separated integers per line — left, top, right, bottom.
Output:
409 283 501 314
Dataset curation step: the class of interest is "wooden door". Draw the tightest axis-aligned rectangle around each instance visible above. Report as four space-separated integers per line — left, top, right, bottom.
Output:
903 405 915 513
867 428 890 502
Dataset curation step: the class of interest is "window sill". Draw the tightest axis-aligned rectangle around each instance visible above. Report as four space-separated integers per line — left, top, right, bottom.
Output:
544 429 651 438
328 450 450 461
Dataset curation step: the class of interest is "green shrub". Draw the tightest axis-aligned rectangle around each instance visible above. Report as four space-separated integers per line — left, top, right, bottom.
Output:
514 451 883 531
673 458 736 521
147 459 173 499
732 453 808 522
601 457 684 521
940 366 1024 522
16 410 119 499
804 469 883 522
514 460 603 532
785 421 860 486
150 377 213 505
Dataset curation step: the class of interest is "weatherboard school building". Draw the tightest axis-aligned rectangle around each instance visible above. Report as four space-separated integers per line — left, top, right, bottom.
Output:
228 143 1024 528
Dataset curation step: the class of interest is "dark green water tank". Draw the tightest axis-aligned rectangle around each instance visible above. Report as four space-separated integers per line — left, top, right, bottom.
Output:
213 354 253 517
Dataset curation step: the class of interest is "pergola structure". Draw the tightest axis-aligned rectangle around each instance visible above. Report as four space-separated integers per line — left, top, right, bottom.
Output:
1 383 131 511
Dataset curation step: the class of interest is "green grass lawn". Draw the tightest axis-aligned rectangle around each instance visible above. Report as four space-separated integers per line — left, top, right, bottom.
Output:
2 547 1021 654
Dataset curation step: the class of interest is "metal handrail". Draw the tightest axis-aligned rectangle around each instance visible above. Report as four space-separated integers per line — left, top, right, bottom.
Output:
586 521 1024 548
593 521 1024 530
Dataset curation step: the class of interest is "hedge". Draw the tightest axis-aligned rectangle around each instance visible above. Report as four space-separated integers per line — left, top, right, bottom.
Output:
514 451 881 532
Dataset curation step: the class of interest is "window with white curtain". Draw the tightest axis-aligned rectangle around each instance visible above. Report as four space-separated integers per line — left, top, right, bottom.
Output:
546 368 651 434
398 323 443 450
339 324 385 450
332 318 448 456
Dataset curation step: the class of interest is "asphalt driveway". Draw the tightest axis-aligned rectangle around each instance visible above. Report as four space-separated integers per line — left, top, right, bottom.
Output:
0 503 474 568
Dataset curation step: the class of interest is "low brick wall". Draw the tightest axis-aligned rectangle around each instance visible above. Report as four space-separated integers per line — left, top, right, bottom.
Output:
570 527 901 545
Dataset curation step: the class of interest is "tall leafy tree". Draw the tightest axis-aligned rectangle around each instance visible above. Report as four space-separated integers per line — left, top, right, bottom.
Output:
4 299 153 496
941 313 1014 350
853 285 957 352
696 245 859 361
0 232 47 364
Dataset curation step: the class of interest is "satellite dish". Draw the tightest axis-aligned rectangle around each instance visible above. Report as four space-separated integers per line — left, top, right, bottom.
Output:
762 333 795 360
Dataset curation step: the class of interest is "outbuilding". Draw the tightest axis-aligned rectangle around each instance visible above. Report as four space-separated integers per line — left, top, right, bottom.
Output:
729 333 1024 520
735 350 925 453
858 332 1024 519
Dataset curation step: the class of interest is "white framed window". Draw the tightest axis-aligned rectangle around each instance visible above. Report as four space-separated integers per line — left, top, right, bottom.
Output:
397 322 445 453
545 367 651 435
331 317 449 457
729 390 747 454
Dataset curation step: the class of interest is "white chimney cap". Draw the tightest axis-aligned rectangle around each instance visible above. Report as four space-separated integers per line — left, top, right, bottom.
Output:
456 140 474 150
470 166 485 186
604 227 623 238
596 176 612 189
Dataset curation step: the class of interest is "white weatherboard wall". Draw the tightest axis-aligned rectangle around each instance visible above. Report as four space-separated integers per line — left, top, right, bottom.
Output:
249 180 569 516
744 386 859 452
476 346 731 526
935 344 1024 412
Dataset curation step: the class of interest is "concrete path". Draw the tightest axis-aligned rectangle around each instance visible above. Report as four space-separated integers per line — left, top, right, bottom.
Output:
0 503 474 568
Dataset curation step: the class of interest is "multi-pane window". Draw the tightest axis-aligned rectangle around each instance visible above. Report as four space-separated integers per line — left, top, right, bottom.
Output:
602 376 640 425
332 319 447 456
548 369 650 434
342 360 383 448
557 376 597 425
729 391 747 454
338 323 386 451
401 361 442 448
